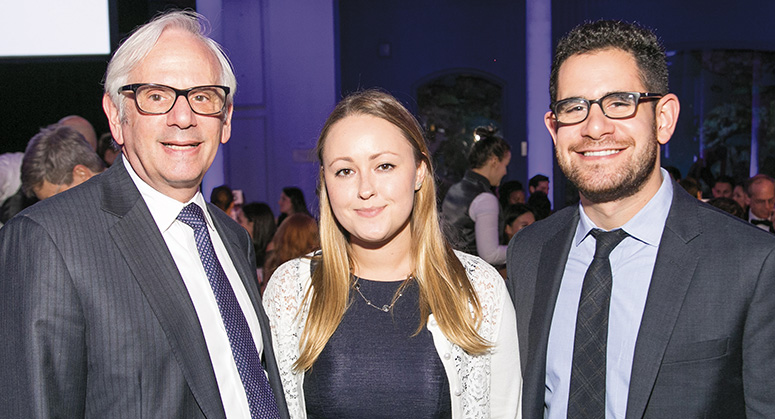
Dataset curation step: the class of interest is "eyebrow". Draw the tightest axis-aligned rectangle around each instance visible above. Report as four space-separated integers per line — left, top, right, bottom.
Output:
327 151 401 167
558 90 634 101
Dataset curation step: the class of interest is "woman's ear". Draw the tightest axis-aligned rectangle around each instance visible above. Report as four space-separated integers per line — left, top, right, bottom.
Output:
415 158 429 191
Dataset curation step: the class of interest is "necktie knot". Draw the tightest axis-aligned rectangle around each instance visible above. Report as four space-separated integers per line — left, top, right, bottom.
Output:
590 228 628 259
177 203 207 230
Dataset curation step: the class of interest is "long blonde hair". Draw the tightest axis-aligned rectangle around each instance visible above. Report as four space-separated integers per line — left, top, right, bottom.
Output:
295 89 489 371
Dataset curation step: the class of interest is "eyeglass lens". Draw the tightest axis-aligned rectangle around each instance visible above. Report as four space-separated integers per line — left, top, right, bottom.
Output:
554 92 640 124
135 85 227 115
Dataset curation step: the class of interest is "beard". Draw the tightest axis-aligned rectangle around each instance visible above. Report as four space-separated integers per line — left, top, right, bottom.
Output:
556 127 659 204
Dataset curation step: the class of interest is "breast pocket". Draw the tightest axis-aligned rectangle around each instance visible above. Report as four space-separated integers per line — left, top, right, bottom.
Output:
661 337 729 364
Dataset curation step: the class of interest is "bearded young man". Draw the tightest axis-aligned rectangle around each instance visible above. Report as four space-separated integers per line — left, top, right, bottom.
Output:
506 20 775 419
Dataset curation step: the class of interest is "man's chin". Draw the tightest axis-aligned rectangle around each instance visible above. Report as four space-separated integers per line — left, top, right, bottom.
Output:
578 183 639 204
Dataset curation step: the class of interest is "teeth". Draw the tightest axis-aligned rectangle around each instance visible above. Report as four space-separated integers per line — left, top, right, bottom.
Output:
583 149 619 157
164 143 196 150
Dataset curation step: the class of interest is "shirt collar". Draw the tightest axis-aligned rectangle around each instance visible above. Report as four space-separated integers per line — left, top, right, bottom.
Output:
122 156 214 233
749 209 766 222
575 168 674 247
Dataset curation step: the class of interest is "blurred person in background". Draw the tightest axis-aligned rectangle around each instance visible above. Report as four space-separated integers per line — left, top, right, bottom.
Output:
500 180 526 207
239 202 277 290
503 203 536 243
707 197 745 219
263 212 319 288
711 175 734 199
441 126 511 267
97 132 121 166
21 124 105 201
277 186 311 226
58 115 98 151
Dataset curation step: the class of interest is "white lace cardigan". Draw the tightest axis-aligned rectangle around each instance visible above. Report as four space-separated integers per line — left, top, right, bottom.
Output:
262 251 522 419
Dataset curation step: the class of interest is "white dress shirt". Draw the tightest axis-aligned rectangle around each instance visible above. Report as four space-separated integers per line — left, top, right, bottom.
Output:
748 210 773 232
124 158 262 418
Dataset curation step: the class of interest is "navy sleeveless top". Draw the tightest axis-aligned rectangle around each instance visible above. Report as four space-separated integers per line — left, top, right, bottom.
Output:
304 277 452 418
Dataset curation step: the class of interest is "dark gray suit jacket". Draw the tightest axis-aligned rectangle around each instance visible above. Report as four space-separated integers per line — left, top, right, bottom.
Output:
507 185 775 419
0 158 290 418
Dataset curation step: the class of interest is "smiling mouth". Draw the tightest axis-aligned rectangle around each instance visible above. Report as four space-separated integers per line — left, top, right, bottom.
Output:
355 206 385 217
163 142 200 150
582 149 620 157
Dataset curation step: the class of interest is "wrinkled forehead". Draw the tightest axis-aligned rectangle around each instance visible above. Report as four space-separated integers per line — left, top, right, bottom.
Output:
752 179 775 197
129 28 221 85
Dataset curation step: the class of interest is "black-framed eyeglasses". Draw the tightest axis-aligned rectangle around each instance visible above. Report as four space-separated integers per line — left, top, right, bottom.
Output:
119 83 230 116
550 92 663 125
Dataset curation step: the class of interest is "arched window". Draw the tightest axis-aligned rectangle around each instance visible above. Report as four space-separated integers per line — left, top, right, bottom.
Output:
416 73 504 202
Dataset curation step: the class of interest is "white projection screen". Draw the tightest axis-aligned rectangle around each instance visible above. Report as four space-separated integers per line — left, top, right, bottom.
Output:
0 0 111 57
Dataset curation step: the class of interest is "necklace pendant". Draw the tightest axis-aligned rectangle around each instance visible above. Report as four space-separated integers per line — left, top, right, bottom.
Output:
381 305 390 312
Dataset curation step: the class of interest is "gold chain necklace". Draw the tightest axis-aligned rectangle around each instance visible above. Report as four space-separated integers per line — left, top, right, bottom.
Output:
352 274 413 313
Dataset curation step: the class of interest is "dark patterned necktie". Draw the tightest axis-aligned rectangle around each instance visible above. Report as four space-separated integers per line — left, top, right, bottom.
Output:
567 228 629 419
177 203 280 419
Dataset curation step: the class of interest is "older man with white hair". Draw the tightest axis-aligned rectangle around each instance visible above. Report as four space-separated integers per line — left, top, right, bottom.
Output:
0 11 288 419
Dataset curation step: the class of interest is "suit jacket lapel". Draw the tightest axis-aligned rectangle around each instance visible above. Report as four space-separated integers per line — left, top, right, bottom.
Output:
102 160 225 418
524 209 579 418
625 188 701 419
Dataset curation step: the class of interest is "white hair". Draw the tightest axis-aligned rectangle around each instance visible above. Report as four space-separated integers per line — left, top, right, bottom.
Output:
103 10 237 119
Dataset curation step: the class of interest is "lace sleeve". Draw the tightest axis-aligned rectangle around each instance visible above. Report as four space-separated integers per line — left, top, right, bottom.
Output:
453 251 522 418
263 257 311 419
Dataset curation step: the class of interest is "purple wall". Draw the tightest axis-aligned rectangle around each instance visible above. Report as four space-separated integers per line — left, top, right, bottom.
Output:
201 0 336 216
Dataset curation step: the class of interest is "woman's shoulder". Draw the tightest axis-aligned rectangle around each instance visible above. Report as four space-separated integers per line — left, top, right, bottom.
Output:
264 254 315 302
451 250 508 338
453 250 501 280
452 250 507 297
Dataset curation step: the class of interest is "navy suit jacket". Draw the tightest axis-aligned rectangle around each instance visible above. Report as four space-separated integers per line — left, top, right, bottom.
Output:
506 185 775 418
0 158 289 418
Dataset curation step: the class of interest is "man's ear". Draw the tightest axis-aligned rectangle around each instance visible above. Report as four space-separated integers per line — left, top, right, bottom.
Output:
102 94 125 146
544 111 559 146
655 93 680 146
71 164 96 185
220 103 234 144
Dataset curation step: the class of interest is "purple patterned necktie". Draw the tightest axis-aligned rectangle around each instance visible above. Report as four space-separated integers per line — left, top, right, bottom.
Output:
568 228 628 419
177 203 280 419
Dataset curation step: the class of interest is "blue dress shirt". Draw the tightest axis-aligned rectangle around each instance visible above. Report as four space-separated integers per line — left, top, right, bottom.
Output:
545 169 674 419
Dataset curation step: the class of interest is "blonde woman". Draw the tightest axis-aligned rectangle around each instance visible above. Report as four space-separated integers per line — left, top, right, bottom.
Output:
263 90 521 419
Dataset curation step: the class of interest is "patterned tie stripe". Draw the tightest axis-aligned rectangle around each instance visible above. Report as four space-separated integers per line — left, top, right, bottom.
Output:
568 228 628 419
177 203 280 419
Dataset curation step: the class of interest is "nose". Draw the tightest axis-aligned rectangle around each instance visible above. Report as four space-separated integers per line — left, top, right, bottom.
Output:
166 95 196 128
579 101 614 140
358 173 375 200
